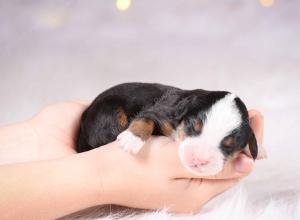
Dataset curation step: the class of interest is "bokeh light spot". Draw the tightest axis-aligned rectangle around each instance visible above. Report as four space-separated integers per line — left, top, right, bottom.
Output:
259 0 274 8
116 0 132 11
42 9 68 29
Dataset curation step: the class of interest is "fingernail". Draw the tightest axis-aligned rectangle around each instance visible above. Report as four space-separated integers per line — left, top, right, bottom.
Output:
234 155 254 173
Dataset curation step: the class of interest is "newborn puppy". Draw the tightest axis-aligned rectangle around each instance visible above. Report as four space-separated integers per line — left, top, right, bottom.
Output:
77 82 259 176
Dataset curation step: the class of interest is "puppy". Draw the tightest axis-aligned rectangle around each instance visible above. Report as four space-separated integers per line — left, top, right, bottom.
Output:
76 82 261 176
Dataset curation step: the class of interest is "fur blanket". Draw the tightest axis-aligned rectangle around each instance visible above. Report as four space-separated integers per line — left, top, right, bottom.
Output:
62 185 299 220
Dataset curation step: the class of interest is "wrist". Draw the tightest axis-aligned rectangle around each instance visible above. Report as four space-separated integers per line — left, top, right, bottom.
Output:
65 152 106 207
81 141 127 206
78 147 111 207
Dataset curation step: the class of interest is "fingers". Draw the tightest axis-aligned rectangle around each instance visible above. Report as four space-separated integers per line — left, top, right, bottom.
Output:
171 176 239 213
248 109 262 118
203 153 255 179
248 109 264 145
193 177 239 206
248 109 266 159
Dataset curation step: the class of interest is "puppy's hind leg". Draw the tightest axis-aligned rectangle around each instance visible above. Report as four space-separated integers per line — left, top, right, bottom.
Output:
76 98 129 152
117 110 175 154
117 118 155 154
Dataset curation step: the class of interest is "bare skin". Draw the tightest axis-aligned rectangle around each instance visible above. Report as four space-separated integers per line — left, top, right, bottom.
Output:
0 102 264 219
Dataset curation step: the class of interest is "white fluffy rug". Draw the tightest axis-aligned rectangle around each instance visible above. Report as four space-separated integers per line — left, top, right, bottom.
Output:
62 184 300 220
89 185 299 220
114 187 299 220
62 184 299 220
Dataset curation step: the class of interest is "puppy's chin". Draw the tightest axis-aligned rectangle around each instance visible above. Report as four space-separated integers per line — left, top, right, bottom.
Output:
178 141 225 176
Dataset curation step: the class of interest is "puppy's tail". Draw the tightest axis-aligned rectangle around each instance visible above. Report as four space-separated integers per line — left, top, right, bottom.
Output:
76 123 91 153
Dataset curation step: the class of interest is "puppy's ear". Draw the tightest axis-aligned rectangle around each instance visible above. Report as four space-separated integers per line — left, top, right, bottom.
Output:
244 128 258 160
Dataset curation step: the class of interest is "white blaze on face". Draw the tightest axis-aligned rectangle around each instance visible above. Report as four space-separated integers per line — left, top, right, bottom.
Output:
178 93 242 176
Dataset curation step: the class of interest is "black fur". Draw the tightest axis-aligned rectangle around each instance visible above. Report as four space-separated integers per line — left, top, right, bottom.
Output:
76 82 257 159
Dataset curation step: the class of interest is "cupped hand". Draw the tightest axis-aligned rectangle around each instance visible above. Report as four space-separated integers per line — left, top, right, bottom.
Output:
0 101 264 216
86 110 264 213
7 101 263 213
0 101 87 164
28 101 89 160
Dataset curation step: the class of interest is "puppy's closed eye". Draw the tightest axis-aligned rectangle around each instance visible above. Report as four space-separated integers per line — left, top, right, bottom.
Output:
221 136 237 155
222 136 235 148
193 118 203 133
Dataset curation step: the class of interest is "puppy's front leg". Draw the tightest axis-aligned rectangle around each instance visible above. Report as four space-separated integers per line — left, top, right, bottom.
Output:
117 118 155 153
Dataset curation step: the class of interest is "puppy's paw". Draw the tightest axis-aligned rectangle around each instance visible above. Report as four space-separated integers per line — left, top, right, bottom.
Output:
116 130 145 154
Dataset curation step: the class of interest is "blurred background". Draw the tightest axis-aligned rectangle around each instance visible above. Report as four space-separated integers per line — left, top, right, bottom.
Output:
0 0 299 208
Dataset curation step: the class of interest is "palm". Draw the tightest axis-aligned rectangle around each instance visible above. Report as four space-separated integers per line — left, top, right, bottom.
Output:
30 102 88 160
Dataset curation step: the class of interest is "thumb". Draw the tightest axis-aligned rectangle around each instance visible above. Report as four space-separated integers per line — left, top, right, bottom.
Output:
198 177 239 203
203 153 255 180
184 175 239 212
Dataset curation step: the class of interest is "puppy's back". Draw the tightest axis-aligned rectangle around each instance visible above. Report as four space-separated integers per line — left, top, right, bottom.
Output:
76 83 177 152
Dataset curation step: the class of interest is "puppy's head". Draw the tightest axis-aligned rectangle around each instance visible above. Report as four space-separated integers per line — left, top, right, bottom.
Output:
176 92 257 176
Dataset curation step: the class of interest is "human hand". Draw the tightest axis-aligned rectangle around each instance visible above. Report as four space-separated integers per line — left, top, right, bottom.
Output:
85 110 264 213
0 101 89 164
0 101 263 216
10 102 263 212
29 101 89 160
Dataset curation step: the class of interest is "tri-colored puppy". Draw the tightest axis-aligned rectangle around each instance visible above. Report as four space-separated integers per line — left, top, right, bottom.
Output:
76 83 260 176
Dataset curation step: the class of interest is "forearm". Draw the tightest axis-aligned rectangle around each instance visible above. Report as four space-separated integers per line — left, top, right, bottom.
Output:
0 152 104 219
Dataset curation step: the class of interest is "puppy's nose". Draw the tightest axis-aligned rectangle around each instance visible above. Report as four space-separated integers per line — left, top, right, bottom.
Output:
192 158 209 167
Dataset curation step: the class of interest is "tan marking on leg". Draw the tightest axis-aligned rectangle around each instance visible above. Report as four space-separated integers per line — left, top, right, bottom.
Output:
116 107 128 129
128 118 154 141
161 121 173 137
